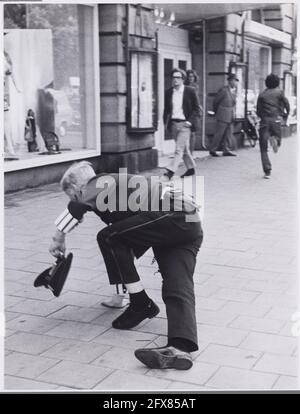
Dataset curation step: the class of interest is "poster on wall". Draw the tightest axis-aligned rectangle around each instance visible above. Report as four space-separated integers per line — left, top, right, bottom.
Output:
129 50 158 132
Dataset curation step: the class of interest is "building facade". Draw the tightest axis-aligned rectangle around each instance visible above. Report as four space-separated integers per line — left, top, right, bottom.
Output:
3 2 297 192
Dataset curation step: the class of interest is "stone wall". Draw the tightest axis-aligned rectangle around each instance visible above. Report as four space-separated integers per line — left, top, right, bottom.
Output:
99 3 158 172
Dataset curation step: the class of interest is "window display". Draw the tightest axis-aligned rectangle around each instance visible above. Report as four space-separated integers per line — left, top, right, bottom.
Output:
3 3 99 166
128 50 158 133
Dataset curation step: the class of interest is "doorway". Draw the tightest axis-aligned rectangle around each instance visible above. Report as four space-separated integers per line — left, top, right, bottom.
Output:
155 25 191 156
155 52 191 155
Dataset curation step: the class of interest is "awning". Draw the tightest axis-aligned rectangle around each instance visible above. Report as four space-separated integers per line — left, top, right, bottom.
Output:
157 3 279 24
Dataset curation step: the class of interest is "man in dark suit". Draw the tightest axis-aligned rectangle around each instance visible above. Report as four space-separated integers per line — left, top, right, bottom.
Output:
49 162 203 370
209 73 238 157
163 68 201 180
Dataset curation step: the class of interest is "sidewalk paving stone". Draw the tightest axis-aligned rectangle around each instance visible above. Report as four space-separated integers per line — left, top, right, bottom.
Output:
5 297 25 308
88 309 126 328
57 291 104 307
229 315 285 334
41 339 111 364
45 321 109 342
5 332 62 355
211 287 260 303
272 375 299 390
5 311 22 322
10 286 57 302
48 305 107 323
195 297 227 311
219 301 271 318
197 324 248 347
91 346 149 374
195 309 237 327
166 381 212 390
146 360 219 386
279 322 295 337
234 268 282 282
239 332 297 356
5 375 59 390
253 354 298 377
92 329 157 349
5 352 60 379
37 360 113 389
206 366 278 390
6 298 67 317
6 314 63 334
94 370 171 391
196 344 262 370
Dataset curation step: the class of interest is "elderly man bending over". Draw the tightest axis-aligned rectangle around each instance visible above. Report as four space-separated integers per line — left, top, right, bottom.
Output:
49 161 203 370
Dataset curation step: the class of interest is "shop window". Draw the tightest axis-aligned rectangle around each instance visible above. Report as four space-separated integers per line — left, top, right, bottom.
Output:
284 71 297 125
244 41 271 112
3 3 100 167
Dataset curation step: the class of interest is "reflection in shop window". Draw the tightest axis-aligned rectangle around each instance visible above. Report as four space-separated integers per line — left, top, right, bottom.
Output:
3 3 98 161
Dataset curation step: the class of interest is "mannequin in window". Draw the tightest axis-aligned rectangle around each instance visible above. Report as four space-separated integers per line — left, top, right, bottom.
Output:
4 49 21 159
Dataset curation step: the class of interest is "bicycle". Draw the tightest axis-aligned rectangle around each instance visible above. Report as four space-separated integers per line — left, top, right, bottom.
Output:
241 110 260 148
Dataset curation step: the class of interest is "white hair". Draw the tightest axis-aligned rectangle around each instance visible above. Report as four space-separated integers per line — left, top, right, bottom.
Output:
60 161 96 193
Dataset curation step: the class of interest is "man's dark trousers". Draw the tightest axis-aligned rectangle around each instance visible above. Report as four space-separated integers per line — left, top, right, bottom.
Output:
97 210 203 351
259 117 282 174
210 120 233 153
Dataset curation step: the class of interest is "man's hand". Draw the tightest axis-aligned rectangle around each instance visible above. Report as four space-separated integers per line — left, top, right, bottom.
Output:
49 230 66 258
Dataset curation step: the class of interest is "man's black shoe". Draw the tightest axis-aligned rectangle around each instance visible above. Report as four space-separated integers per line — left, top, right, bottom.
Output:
223 151 237 156
209 151 219 157
135 346 193 370
112 299 160 330
180 168 195 178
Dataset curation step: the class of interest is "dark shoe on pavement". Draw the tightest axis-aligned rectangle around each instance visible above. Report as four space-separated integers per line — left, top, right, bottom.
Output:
209 151 219 157
112 299 160 330
180 168 195 178
162 169 174 180
134 346 193 370
263 171 271 179
223 151 237 156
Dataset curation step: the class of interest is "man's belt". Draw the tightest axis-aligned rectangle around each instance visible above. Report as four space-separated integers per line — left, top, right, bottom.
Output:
171 119 186 122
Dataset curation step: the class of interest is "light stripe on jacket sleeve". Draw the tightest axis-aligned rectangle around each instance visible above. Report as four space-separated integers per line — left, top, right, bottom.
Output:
55 209 79 233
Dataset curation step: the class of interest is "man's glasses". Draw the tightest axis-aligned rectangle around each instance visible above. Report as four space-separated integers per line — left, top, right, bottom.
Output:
172 76 183 79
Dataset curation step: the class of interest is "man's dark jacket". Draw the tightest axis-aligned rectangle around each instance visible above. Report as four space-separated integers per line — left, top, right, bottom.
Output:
163 85 201 132
256 87 290 120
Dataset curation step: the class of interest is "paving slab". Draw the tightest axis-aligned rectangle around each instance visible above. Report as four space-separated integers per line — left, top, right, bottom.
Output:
206 366 278 390
37 360 113 389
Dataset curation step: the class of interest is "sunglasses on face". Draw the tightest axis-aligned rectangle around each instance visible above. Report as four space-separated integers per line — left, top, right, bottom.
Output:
172 76 183 79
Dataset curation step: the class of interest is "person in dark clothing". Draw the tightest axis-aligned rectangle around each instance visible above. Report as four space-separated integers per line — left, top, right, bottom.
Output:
209 73 238 157
256 73 290 179
185 69 203 154
49 162 203 370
